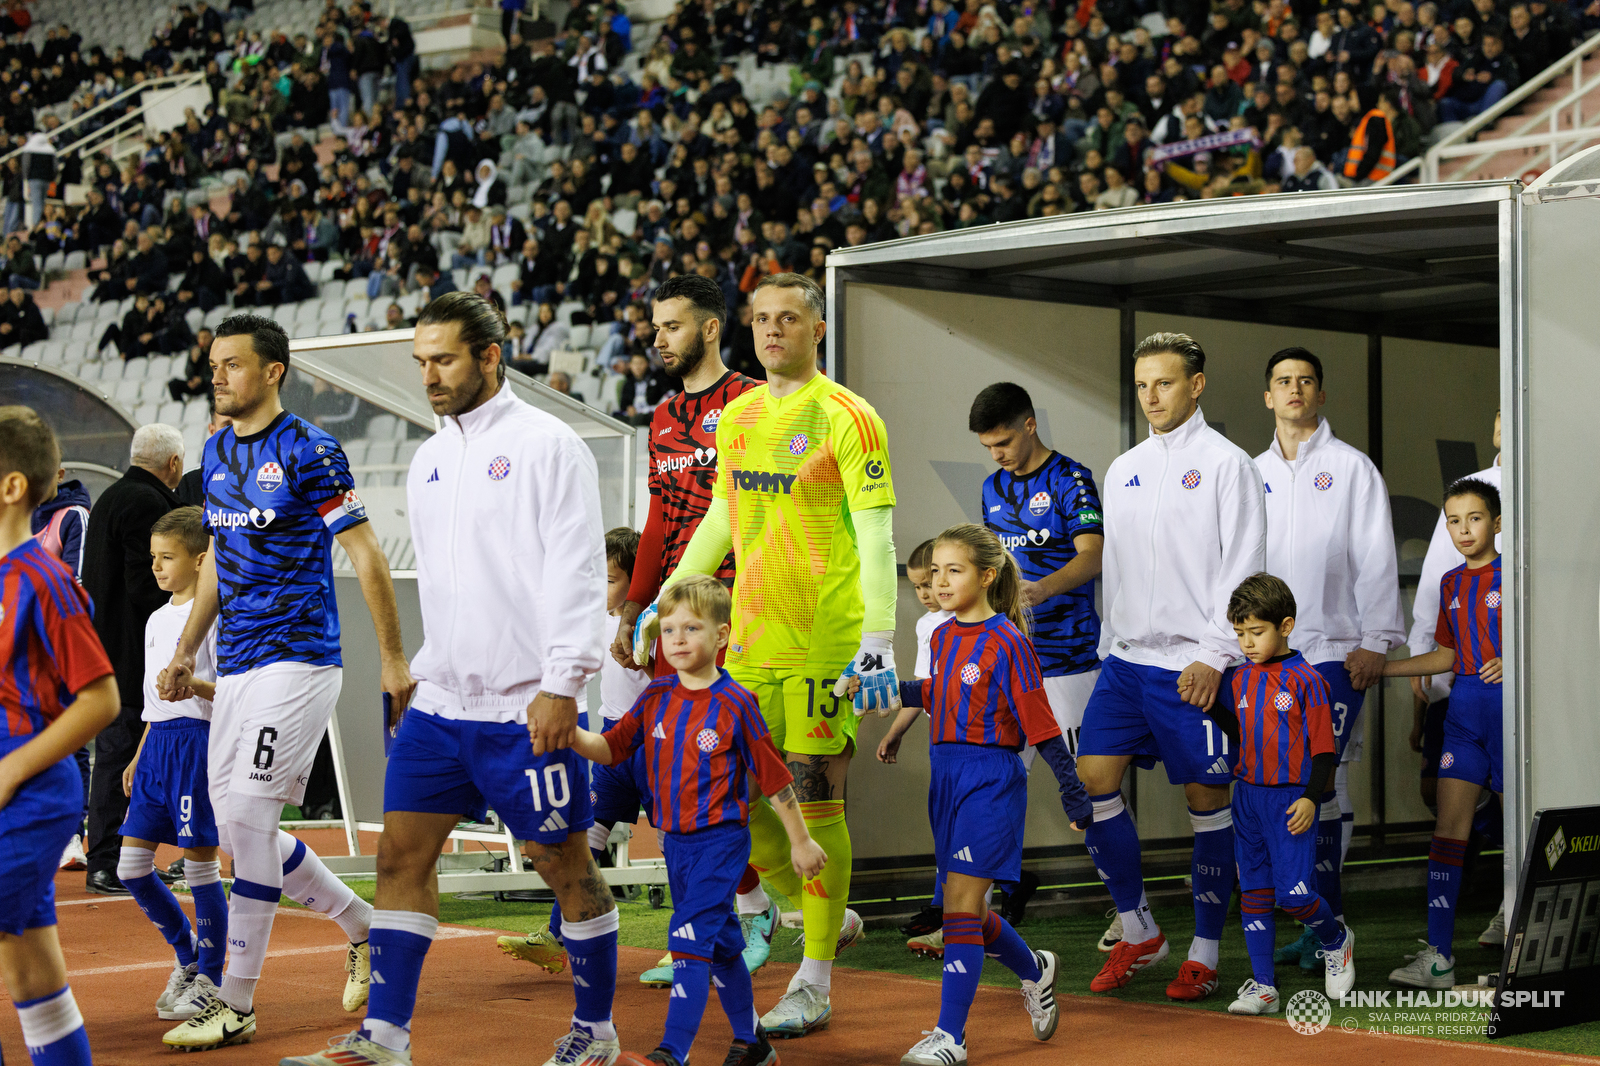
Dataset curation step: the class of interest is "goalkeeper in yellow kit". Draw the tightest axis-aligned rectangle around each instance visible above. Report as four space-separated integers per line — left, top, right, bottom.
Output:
635 272 900 1037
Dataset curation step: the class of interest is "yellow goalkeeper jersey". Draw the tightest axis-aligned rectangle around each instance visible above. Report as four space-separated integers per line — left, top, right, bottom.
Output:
712 372 896 672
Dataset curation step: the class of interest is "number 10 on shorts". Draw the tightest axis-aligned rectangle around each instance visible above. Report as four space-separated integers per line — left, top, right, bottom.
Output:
525 765 572 811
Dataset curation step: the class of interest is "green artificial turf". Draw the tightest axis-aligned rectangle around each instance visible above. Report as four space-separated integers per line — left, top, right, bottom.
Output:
330 879 1600 1057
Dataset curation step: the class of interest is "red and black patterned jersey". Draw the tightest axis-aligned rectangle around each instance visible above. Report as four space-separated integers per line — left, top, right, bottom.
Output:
630 371 760 602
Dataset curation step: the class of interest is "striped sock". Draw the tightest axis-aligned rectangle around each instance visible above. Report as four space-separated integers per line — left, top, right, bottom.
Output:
16 987 91 1066
1284 896 1345 950
1427 835 1468 956
981 911 1041 981
1240 889 1277 987
936 913 985 1042
362 910 438 1051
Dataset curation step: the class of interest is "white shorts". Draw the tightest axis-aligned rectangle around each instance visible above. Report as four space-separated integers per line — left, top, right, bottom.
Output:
210 662 341 816
1020 668 1099 769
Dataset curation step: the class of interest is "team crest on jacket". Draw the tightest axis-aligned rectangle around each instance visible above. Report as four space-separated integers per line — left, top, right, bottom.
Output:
488 456 511 481
1486 590 1501 609
341 491 366 519
701 408 722 433
1028 491 1051 515
1440 752 1455 769
1274 690 1294 710
696 728 719 752
1314 472 1334 491
788 434 808 456
1181 469 1202 489
960 662 981 684
256 462 284 492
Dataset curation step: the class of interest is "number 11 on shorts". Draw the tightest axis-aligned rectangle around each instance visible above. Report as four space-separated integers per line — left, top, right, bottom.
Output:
1202 717 1229 757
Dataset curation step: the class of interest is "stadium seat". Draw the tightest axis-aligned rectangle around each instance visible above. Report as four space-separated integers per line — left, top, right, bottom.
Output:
366 414 400 441
549 350 589 378
568 324 593 350
133 401 159 425
157 400 184 425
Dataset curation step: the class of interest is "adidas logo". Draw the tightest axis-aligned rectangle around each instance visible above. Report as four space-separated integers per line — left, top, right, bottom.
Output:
670 984 688 999
1264 482 1272 493
1290 881 1309 895
1244 920 1266 932
1449 596 1460 609
712 975 726 988
652 723 667 740
1238 696 1248 709
370 970 386 984
729 434 746 451
1208 756 1230 774
807 722 834 740
803 880 830 898
179 823 193 837
426 468 439 483
573 974 591 987
1429 895 1451 909
539 811 569 834
198 938 213 948
953 846 974 862
944 960 968 973
1316 860 1334 872
1125 475 1141 487
1195 891 1223 905
672 923 697 940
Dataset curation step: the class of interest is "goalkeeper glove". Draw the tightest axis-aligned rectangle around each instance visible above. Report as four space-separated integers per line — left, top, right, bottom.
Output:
631 600 659 667
832 632 900 718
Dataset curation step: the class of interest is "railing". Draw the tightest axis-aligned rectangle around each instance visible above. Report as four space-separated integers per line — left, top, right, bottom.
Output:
0 71 206 167
54 71 210 166
1380 31 1600 185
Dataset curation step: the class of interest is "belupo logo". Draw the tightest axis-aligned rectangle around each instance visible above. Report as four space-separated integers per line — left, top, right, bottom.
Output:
209 507 276 530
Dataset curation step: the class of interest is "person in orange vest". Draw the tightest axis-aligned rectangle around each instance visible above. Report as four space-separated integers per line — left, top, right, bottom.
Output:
1343 88 1402 185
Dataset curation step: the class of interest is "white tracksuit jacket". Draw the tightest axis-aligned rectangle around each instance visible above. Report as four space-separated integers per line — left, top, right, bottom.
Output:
1256 418 1405 667
406 383 606 722
1098 408 1266 674
1408 461 1501 701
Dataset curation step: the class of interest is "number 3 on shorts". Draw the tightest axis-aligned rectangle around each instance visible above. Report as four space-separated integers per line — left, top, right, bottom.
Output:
524 764 571 812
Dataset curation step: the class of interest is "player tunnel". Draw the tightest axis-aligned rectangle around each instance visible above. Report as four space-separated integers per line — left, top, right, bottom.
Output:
1 357 140 502
824 149 1600 931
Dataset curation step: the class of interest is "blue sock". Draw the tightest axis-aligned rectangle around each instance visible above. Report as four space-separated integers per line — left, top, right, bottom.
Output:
937 914 985 1041
710 956 758 1043
1314 794 1344 920
363 910 437 1044
1084 792 1145 914
185 859 227 984
661 956 711 1060
1284 896 1345 949
549 899 562 941
1240 889 1277 987
15 987 92 1066
119 849 195 967
1427 836 1467 956
562 910 619 1039
1189 807 1234 944
931 865 943 908
981 911 1040 981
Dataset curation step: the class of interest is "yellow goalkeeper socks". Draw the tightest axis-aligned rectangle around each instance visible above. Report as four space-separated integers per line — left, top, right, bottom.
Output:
798 800 851 962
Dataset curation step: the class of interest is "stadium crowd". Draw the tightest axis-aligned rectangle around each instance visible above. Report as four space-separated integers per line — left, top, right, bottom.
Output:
0 0 1594 415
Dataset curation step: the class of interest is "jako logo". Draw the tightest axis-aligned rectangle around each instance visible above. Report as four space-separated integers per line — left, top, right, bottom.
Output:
733 470 797 493
209 508 276 530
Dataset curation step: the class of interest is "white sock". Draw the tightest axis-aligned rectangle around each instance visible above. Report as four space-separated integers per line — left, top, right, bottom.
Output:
791 956 832 992
736 883 771 916
363 1018 410 1052
573 1012 618 1041
278 830 366 938
16 986 83 1048
218 974 259 1014
331 895 376 942
1187 937 1220 969
1119 890 1159 943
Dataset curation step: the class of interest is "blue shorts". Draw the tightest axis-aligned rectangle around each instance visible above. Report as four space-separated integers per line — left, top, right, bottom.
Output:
1078 654 1238 785
1438 674 1503 793
0 738 82 935
591 742 654 828
1420 698 1449 779
1310 661 1365 760
384 709 594 845
121 718 219 848
663 821 749 963
930 743 1027 884
1233 780 1317 905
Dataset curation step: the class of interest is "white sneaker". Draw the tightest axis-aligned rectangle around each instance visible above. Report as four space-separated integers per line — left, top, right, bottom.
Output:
900 1028 967 1066
1226 979 1280 1015
1479 904 1506 949
280 1031 413 1066
1097 908 1122 953
59 833 87 871
1020 950 1059 1041
836 908 865 955
157 961 198 1020
1322 925 1356 1000
1388 942 1455 989
540 1025 621 1066
344 940 370 1012
162 994 255 1050
760 981 832 1037
168 974 220 1023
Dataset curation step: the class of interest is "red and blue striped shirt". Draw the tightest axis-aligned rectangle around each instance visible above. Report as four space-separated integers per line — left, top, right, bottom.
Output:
1435 558 1501 676
1230 651 1335 787
603 669 792 835
1 539 114 743
915 614 1061 750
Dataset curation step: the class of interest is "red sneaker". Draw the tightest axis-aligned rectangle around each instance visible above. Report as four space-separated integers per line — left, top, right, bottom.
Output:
1089 933 1170 992
1165 960 1221 1001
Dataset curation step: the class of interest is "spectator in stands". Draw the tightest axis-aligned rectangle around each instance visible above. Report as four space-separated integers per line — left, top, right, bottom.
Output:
260 241 317 305
0 234 39 289
613 350 670 426
176 245 227 312
1440 30 1521 122
168 328 215 403
1282 146 1340 191
0 282 47 349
